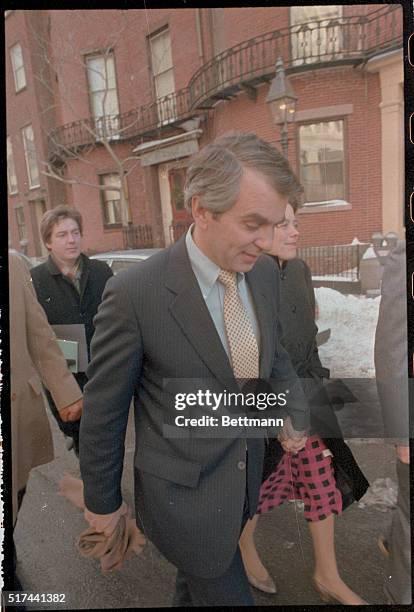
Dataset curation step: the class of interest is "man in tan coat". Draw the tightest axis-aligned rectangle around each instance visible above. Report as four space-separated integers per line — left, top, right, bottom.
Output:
9 252 83 525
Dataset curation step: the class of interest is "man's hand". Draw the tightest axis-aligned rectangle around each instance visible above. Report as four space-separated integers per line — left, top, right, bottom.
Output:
395 445 409 464
59 397 83 422
278 416 308 453
84 501 128 536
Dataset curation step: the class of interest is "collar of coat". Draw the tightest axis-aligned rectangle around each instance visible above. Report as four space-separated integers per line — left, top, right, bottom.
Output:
46 252 89 276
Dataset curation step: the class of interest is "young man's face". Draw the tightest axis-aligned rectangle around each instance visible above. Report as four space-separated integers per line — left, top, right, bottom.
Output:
193 167 288 273
46 217 82 266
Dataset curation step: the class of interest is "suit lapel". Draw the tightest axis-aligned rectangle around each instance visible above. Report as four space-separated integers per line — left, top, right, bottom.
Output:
165 239 237 389
246 260 274 378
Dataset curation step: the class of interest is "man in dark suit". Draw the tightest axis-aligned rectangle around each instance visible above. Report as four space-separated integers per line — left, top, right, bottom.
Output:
79 133 309 606
31 205 112 456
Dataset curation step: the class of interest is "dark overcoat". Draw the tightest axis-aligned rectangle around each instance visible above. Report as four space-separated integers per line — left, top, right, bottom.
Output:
30 253 113 358
30 253 112 440
263 257 369 507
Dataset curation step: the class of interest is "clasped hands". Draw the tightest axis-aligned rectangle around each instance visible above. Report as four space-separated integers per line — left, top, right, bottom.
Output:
277 416 307 453
59 397 83 422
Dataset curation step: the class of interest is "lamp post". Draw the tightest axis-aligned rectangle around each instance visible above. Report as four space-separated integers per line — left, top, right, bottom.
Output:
265 56 297 157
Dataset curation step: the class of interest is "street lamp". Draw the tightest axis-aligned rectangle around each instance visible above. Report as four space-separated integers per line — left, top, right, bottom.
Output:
265 56 297 157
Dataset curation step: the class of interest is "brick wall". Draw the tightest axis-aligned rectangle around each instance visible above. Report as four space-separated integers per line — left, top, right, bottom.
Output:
6 6 401 255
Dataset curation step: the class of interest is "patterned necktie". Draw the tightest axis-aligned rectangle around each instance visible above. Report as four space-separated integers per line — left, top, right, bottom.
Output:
218 270 259 380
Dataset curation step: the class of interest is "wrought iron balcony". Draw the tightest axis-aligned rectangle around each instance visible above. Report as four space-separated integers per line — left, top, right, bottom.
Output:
188 5 402 109
48 87 198 160
49 5 402 160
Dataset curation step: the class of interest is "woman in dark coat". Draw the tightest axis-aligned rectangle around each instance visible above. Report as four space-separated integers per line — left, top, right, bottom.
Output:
239 203 369 605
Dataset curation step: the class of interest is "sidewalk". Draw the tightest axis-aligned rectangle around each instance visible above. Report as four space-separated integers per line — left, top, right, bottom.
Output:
14 413 396 608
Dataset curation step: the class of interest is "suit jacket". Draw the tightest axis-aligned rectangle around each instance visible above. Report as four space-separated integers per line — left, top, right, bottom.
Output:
79 237 307 578
9 253 82 524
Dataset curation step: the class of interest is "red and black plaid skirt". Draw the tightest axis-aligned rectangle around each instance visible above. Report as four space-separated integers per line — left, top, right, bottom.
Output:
257 435 343 522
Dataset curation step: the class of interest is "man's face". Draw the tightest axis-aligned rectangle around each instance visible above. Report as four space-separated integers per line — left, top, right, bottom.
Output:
193 168 288 273
46 217 82 265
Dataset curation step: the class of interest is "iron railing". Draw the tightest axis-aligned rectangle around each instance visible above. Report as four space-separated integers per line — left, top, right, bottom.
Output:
297 243 370 281
49 5 402 158
169 220 192 243
188 5 402 108
48 87 194 158
122 224 154 249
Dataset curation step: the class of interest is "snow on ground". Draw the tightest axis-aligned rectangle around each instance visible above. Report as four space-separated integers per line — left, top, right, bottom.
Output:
315 287 380 378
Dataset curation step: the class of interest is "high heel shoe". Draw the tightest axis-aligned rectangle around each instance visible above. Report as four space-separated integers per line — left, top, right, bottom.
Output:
313 577 369 605
245 569 277 594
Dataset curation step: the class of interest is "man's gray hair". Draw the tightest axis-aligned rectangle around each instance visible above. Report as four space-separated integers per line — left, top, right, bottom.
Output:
184 132 303 214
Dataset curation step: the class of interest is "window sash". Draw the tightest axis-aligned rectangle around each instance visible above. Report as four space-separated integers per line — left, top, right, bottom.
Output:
22 125 40 188
7 137 18 194
100 173 130 225
154 69 175 99
11 43 26 91
86 55 119 119
150 30 173 76
299 120 345 204
290 5 343 65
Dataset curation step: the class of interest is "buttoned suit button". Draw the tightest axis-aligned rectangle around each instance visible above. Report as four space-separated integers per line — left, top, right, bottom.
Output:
237 461 246 470
291 305 297 313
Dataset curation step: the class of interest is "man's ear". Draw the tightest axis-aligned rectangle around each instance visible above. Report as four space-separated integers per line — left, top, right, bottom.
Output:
191 196 212 230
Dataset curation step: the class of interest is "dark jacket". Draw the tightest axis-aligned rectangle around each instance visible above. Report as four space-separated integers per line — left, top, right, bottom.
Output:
30 253 112 446
31 253 113 362
263 257 369 508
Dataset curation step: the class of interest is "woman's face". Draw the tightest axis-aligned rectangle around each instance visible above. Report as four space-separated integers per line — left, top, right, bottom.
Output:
269 203 299 261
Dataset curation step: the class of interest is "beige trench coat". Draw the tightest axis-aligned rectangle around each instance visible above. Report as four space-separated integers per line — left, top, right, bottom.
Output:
9 253 82 524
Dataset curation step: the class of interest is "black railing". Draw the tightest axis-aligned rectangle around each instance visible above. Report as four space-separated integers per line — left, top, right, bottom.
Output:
297 243 370 281
49 87 194 158
169 220 192 243
49 5 402 159
123 224 154 249
188 5 402 109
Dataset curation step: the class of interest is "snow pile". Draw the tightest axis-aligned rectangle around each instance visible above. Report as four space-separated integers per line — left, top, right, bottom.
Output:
315 287 380 378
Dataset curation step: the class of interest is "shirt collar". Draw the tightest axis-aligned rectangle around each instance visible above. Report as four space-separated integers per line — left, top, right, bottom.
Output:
185 225 245 299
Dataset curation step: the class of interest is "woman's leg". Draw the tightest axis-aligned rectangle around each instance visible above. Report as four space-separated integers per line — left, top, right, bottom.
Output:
239 515 270 580
309 514 366 605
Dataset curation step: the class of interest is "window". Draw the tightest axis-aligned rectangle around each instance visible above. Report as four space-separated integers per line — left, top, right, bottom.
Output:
10 43 26 91
22 124 40 188
15 207 27 242
86 53 120 139
299 120 346 204
7 137 18 194
100 173 130 226
149 28 176 124
290 6 343 66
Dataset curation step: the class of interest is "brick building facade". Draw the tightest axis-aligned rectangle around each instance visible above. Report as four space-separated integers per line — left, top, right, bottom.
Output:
6 6 403 257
